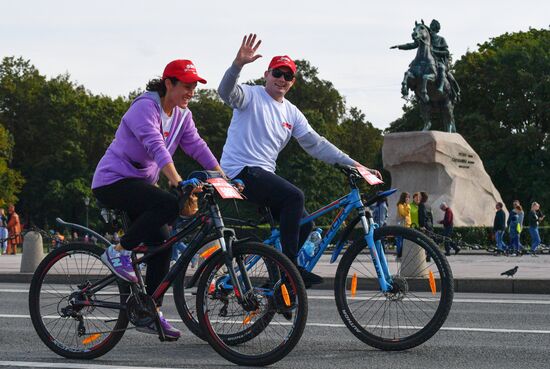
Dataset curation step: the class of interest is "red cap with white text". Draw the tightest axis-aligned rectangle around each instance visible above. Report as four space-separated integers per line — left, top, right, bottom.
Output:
162 60 207 84
268 55 297 73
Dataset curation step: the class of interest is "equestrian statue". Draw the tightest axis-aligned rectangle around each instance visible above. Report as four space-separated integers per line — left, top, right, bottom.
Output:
391 19 461 132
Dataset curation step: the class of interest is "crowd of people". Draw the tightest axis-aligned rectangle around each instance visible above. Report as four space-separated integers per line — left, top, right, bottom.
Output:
493 200 545 256
370 191 461 256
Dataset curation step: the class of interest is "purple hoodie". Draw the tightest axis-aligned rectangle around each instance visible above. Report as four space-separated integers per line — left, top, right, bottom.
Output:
92 92 218 189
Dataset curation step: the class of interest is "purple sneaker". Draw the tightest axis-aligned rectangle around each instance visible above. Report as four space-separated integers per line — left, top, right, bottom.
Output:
136 312 181 340
101 245 138 283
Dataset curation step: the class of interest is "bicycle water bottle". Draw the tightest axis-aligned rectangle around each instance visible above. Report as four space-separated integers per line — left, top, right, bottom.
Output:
299 228 323 266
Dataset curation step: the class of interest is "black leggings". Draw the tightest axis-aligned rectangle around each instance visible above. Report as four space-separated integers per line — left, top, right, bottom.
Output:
235 167 312 264
93 178 179 304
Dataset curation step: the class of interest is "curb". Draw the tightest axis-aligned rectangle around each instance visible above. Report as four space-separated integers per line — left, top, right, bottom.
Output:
2 273 549 294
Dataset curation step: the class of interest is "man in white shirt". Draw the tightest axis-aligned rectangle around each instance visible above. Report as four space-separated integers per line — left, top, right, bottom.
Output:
218 34 380 287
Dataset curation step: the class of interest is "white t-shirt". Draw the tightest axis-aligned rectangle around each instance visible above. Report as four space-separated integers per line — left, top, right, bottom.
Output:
160 108 174 141
221 85 313 178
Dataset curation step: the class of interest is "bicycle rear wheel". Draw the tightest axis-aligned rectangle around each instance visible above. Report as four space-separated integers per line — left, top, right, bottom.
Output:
29 243 129 359
196 242 307 366
335 226 453 350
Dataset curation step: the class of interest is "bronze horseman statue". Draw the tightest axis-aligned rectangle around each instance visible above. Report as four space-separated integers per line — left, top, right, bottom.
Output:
391 19 461 132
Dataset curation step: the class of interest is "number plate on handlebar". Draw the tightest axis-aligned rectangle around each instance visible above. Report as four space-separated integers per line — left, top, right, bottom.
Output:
355 164 384 185
206 178 244 199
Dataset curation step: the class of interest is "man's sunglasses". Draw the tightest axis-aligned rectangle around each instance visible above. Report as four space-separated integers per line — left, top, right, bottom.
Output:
271 68 295 81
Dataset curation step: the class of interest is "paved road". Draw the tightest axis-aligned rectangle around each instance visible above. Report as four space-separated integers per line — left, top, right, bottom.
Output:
1 283 550 368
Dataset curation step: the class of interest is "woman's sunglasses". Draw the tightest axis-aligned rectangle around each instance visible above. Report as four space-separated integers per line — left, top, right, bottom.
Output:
271 68 295 82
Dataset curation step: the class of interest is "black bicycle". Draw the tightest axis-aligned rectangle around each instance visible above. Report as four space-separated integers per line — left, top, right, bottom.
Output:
29 174 308 366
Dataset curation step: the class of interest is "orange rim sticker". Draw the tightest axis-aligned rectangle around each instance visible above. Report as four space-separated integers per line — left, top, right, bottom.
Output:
82 333 101 345
429 270 436 295
351 273 357 297
200 244 220 259
281 284 291 307
242 310 258 325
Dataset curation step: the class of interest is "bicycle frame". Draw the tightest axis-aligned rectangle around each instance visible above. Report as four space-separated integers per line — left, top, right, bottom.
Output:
263 187 398 293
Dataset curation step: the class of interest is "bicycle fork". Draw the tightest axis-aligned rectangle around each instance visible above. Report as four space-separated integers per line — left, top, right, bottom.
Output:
210 204 256 310
360 211 393 292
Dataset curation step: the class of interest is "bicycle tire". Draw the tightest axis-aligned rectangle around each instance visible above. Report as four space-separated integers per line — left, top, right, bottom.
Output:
173 234 221 340
334 226 453 350
29 243 129 359
196 242 307 366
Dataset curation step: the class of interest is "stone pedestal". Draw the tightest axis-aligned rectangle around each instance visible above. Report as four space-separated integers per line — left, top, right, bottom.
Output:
401 239 428 277
20 231 44 273
382 131 505 226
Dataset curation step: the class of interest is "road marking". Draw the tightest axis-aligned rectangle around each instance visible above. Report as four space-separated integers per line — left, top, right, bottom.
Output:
3 288 550 305
0 361 187 369
2 314 550 335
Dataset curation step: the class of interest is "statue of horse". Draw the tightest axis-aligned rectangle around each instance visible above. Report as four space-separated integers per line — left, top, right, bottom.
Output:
398 22 457 133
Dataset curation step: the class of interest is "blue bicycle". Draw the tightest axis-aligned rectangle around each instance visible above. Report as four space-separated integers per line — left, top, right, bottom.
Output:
177 164 454 351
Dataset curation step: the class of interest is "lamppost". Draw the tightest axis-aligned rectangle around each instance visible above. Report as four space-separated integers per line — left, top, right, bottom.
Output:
84 196 90 228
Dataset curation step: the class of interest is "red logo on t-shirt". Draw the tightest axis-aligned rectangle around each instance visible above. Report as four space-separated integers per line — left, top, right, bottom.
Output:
282 122 293 130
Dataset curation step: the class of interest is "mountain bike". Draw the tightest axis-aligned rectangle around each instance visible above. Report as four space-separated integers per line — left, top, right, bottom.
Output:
28 176 307 366
175 164 454 351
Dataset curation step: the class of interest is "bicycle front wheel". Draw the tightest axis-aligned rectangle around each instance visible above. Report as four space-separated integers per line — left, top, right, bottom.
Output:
334 226 453 350
196 242 307 366
29 243 129 359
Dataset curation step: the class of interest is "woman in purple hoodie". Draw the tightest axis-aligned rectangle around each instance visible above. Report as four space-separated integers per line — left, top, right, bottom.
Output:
92 59 222 339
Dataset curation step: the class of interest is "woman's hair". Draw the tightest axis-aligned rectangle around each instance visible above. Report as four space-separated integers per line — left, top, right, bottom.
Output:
496 202 503 209
420 191 429 203
531 202 539 210
398 192 410 205
145 77 179 97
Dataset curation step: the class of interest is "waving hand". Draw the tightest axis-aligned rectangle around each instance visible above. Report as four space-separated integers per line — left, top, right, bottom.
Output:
234 33 262 68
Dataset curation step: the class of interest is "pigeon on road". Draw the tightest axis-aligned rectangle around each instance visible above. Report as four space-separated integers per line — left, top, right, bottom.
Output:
501 266 518 277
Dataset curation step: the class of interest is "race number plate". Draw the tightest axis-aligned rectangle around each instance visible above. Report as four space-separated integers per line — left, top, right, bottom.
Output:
206 178 244 199
355 164 383 185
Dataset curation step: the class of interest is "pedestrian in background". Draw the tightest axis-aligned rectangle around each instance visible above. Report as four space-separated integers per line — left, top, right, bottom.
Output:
439 202 460 256
528 202 544 256
507 200 524 250
410 192 420 228
493 202 506 255
418 192 433 232
396 192 411 257
6 204 22 255
508 204 522 256
0 208 8 255
371 195 388 227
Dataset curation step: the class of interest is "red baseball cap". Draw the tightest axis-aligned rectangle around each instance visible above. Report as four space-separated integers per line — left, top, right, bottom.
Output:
268 55 297 74
162 59 207 84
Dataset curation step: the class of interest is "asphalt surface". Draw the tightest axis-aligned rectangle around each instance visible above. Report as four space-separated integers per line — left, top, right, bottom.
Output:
1 283 549 369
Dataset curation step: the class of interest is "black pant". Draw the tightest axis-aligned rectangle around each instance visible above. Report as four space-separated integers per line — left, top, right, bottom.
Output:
235 167 312 264
93 178 179 304
443 226 458 253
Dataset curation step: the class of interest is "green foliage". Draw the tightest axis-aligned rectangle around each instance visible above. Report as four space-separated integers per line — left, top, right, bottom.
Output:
0 56 130 226
387 28 550 208
0 123 25 206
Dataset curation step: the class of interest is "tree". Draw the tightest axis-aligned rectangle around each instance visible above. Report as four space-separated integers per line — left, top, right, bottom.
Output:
0 123 25 206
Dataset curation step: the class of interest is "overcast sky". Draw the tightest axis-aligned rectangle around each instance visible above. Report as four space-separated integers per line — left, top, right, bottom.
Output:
1 0 548 130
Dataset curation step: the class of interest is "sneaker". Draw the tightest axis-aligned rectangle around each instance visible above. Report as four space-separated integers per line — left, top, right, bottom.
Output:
101 245 138 283
136 311 181 340
454 247 461 255
297 266 324 289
